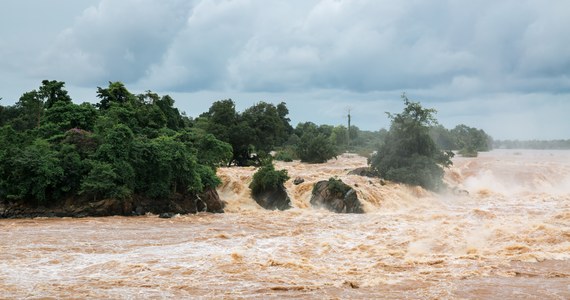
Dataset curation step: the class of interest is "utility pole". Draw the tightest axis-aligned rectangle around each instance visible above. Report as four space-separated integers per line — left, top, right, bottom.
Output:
347 109 351 150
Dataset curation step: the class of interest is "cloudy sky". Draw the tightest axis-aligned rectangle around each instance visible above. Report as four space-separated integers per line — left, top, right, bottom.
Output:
1 0 569 139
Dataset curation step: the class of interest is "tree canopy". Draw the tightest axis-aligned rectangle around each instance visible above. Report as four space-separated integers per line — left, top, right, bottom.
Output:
430 124 492 157
196 99 293 166
0 80 229 206
293 122 338 163
369 94 453 191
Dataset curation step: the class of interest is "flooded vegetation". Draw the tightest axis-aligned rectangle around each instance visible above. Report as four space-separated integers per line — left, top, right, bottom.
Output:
2 150 569 299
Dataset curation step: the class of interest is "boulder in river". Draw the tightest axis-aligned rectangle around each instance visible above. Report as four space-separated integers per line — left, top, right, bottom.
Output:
310 178 364 213
251 184 292 211
0 187 226 218
198 187 226 213
347 167 377 178
132 187 225 215
159 212 176 219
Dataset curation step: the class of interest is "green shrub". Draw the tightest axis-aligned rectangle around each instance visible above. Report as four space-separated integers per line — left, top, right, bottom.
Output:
249 163 289 195
369 95 453 191
274 147 297 162
296 132 337 163
458 147 478 157
326 177 350 195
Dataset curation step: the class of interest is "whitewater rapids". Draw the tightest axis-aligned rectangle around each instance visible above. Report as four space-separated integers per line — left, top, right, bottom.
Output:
1 150 569 299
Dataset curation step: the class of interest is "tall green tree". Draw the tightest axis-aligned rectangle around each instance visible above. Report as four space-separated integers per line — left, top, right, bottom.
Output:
293 122 337 163
96 81 136 110
369 94 453 191
451 124 491 156
198 100 293 166
296 131 337 163
241 101 290 153
80 160 121 201
4 139 64 204
197 99 238 142
12 91 44 130
39 80 72 109
44 102 98 131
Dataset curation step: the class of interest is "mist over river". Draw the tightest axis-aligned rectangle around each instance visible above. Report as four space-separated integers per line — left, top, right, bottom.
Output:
1 150 569 299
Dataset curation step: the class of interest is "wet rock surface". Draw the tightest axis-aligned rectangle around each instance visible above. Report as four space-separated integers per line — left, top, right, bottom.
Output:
347 167 377 178
310 179 364 213
251 184 291 211
0 187 225 218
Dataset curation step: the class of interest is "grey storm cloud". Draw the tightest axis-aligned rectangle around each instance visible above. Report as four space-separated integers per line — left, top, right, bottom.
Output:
29 0 570 95
1 0 569 139
33 0 194 84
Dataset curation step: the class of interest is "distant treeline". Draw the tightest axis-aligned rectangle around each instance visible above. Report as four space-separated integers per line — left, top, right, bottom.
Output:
429 124 492 157
494 139 570 150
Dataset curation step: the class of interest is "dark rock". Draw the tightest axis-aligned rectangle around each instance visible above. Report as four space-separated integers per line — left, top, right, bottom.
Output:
122 201 133 215
84 198 124 216
310 179 364 213
293 177 305 185
0 187 226 219
134 205 145 216
251 184 291 211
159 212 175 218
129 187 225 215
347 167 377 177
199 187 226 213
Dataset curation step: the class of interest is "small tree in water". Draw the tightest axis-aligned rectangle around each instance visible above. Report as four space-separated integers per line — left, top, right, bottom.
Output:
369 94 453 191
249 161 290 197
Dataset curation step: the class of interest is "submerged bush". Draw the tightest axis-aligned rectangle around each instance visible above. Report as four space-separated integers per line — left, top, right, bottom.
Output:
249 163 289 196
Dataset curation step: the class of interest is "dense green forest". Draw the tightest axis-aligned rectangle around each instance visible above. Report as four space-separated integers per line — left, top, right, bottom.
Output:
1 80 495 211
0 80 232 207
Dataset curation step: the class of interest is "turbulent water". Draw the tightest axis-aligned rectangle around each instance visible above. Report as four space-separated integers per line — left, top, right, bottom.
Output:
1 150 569 299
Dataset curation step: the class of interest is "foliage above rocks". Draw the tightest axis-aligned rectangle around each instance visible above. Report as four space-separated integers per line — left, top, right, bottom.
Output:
196 99 293 166
369 94 454 191
249 163 291 210
0 80 229 216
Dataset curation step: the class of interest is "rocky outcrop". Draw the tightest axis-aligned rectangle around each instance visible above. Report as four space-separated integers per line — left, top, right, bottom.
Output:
0 187 225 218
251 184 291 211
347 167 377 178
159 212 176 218
198 188 226 213
293 177 305 185
310 179 364 213
129 187 225 215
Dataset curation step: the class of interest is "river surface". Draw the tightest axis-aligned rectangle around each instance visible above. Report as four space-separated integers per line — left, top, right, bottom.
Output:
1 150 569 299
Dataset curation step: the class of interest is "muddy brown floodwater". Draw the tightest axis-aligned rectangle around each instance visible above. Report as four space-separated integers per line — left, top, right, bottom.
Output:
1 150 570 299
